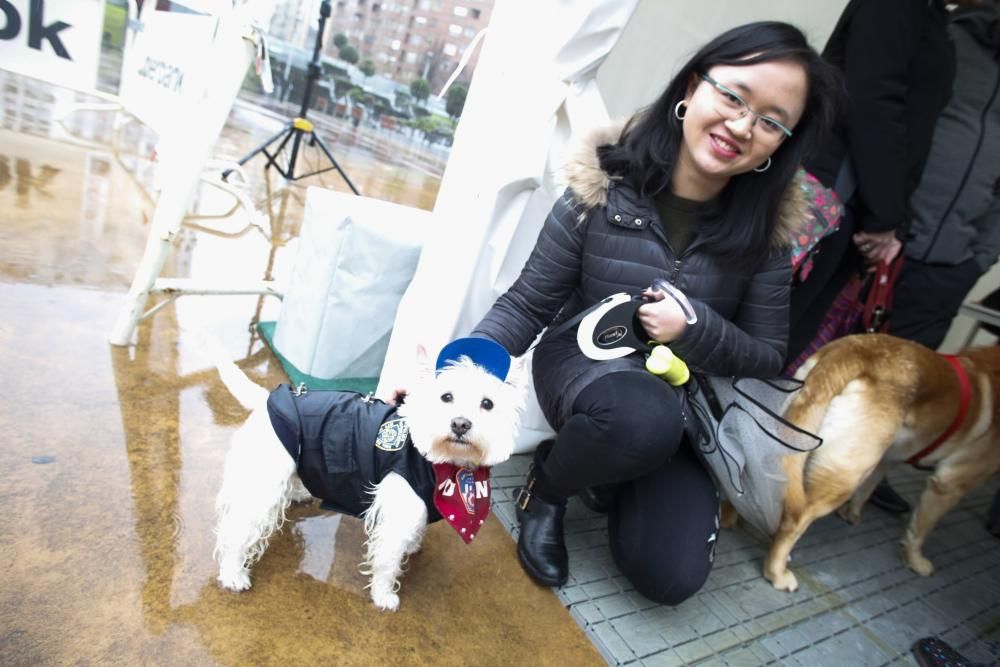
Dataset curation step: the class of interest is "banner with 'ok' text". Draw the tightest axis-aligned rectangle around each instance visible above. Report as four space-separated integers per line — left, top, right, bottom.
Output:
0 0 104 91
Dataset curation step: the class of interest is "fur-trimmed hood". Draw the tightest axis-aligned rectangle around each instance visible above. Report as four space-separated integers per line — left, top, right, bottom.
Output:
562 121 808 248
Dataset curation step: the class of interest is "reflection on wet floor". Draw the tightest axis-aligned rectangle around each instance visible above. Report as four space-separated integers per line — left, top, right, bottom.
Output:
0 72 603 665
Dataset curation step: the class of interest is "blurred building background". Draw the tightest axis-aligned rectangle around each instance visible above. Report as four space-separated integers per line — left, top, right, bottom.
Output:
262 0 493 142
329 0 491 92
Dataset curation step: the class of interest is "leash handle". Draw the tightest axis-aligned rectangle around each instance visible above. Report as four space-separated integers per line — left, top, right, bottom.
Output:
651 279 698 324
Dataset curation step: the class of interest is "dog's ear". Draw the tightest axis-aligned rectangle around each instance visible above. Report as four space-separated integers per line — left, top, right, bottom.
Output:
504 355 528 390
415 344 434 377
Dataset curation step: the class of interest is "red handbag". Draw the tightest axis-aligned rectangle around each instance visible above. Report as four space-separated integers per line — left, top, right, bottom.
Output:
861 255 904 332
783 255 905 376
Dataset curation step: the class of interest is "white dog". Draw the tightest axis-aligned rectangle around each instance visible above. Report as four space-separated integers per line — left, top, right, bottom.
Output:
212 338 524 611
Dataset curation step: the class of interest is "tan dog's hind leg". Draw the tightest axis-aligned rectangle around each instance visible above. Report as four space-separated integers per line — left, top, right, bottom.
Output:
763 493 814 592
838 460 891 525
902 456 998 576
766 381 901 592
764 459 877 592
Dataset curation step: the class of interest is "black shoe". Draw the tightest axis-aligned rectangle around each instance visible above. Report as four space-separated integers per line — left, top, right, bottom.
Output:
578 484 618 514
515 477 568 588
869 479 911 515
987 488 1000 539
912 637 985 667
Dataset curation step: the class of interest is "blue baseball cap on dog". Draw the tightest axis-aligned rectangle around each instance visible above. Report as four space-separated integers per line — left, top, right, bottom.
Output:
436 337 511 381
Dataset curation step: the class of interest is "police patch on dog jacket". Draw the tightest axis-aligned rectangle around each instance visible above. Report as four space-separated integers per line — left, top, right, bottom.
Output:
266 385 492 542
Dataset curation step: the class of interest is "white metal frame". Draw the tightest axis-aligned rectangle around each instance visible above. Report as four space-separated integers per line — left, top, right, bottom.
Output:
108 1 281 346
958 301 1000 349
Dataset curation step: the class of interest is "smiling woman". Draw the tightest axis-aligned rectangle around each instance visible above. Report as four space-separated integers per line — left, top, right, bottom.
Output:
673 60 807 201
470 21 843 604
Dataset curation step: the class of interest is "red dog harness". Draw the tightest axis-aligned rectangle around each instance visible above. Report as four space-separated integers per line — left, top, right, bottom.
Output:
906 355 971 466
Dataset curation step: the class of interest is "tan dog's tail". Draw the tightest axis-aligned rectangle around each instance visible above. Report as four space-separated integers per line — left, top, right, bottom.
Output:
780 341 872 513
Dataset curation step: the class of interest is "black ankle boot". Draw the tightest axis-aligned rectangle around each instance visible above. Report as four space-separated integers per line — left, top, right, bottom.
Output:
514 452 568 587
868 478 911 515
987 488 1000 539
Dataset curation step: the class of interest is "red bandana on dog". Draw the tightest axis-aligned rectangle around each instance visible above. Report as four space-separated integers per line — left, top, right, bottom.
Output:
432 463 491 544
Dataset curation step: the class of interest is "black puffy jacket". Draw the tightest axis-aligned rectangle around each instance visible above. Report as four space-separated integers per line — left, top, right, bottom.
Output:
472 123 806 430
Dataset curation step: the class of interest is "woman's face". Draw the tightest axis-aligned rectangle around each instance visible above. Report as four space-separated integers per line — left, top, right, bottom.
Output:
673 60 808 200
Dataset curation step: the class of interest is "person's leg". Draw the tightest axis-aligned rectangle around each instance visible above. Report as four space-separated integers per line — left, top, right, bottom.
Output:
516 372 685 587
542 372 686 496
888 257 983 350
608 441 720 605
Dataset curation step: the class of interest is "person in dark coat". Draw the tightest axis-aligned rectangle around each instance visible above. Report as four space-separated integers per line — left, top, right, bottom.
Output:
470 22 841 603
790 0 957 359
890 3 1000 349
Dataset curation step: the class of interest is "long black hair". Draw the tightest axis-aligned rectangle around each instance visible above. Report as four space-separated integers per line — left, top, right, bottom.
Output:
597 21 842 267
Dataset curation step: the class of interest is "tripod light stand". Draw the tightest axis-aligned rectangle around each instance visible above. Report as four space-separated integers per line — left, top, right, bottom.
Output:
224 0 359 192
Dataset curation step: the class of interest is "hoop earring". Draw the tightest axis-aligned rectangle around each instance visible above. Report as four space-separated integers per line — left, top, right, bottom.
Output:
753 157 772 173
674 101 687 120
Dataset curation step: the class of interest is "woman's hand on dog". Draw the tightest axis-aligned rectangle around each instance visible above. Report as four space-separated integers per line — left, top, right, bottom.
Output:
378 387 408 406
638 289 688 343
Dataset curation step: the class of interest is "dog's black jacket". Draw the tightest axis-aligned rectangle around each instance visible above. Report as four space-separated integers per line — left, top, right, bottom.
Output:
266 385 441 521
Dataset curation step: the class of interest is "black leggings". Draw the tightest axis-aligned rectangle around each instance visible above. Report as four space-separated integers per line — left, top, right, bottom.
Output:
542 372 720 605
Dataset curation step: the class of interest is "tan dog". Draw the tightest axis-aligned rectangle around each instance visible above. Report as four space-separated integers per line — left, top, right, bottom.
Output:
763 334 1000 592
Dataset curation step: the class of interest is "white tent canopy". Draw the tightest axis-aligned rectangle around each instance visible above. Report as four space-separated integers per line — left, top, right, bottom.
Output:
376 1 849 452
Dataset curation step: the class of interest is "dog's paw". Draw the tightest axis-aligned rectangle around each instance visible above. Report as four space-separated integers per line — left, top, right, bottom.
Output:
765 568 799 592
218 570 252 592
837 505 862 525
371 589 400 612
904 550 935 577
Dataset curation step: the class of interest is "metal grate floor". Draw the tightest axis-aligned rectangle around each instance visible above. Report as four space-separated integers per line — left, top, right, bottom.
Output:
492 456 1000 666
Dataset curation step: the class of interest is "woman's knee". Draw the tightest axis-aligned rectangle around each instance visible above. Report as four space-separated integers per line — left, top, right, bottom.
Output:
574 373 684 468
610 524 715 605
608 447 719 605
624 558 711 606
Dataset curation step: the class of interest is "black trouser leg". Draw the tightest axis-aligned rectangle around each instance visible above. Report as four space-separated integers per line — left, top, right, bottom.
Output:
540 371 686 498
888 257 983 350
518 371 692 591
609 441 720 605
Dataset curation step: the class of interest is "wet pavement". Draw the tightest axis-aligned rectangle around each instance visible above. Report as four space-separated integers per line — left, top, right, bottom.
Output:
0 72 603 666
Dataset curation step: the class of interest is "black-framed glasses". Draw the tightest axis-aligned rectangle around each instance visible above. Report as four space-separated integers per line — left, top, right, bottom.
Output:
701 74 793 141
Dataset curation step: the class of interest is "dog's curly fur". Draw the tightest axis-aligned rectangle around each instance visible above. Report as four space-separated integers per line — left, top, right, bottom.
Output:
212 346 525 611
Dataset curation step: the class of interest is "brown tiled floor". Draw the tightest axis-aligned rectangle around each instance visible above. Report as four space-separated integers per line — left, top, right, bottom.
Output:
0 74 603 666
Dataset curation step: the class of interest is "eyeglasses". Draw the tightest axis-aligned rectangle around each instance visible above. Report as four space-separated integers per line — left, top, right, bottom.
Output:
700 74 793 141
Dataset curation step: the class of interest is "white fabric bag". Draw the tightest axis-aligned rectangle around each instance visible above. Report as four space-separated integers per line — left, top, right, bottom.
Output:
687 375 823 537
273 187 430 379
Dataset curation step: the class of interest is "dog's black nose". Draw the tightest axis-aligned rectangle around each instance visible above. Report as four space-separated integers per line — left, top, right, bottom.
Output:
451 417 472 436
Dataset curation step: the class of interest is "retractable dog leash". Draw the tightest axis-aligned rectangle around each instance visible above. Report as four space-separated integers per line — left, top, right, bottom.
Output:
529 279 696 385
